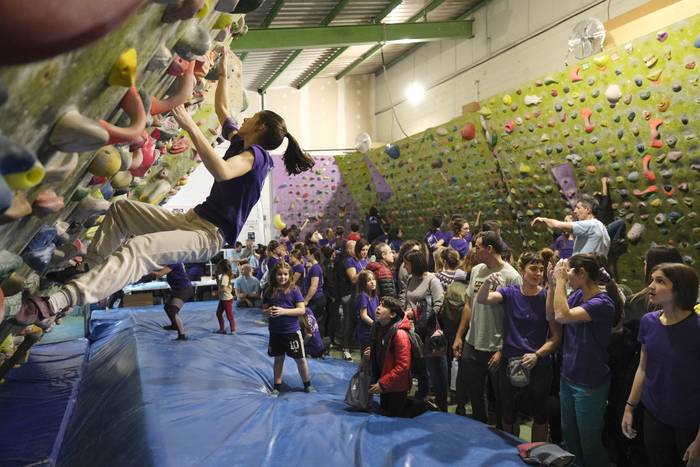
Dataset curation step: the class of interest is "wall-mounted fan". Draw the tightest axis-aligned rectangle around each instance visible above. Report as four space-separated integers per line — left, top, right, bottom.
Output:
568 18 606 59
355 132 372 154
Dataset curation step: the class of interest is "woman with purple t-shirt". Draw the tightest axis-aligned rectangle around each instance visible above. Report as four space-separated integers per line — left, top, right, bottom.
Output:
356 270 379 354
22 51 314 324
547 253 623 467
622 263 700 467
447 218 472 259
303 249 326 338
340 239 369 361
289 245 307 289
262 262 315 396
476 252 562 442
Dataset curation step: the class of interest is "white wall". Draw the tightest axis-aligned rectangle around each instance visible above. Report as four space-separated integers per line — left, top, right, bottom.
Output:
374 0 650 141
242 74 375 152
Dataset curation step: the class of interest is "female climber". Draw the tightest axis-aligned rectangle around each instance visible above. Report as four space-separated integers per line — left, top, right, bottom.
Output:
16 49 314 325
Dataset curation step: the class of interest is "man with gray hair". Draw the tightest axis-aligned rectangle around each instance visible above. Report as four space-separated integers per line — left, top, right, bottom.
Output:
531 195 610 257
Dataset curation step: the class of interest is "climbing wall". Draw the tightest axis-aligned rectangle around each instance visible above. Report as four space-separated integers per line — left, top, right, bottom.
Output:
338 13 700 289
0 2 248 295
271 154 361 234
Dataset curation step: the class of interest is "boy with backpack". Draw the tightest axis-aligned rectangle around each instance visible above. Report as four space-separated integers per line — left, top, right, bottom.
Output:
369 297 431 417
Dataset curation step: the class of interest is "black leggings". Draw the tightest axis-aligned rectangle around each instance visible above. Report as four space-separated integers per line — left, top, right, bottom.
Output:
498 360 552 425
308 295 327 337
644 409 696 467
379 392 430 418
462 343 501 425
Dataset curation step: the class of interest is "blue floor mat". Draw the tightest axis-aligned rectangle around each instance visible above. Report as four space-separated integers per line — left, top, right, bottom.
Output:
7 301 524 466
0 338 88 467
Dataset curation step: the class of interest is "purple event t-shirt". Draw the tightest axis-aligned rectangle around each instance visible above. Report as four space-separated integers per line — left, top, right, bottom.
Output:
194 135 273 246
639 311 700 430
304 308 324 357
448 235 472 259
498 285 550 361
356 292 379 346
263 287 304 334
292 263 305 290
345 257 367 275
305 263 324 298
561 289 615 387
552 234 574 259
166 263 192 290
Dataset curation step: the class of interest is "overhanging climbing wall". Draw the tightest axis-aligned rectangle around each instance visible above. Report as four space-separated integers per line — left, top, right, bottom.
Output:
338 13 700 289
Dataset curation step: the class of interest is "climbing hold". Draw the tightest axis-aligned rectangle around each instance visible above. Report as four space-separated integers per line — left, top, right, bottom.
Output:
524 95 541 106
654 213 666 225
111 170 133 189
98 86 147 145
643 55 658 68
642 155 656 182
50 107 109 152
31 189 63 216
107 48 137 87
436 127 448 136
658 100 669 112
627 171 640 182
672 83 682 92
605 84 621 104
461 123 476 140
173 24 211 60
151 63 195 115
647 69 662 82
162 0 206 23
649 118 664 148
502 95 512 105
656 31 668 42
667 151 682 162
639 90 651 100
586 165 597 174
633 185 657 198
580 107 594 133
88 145 122 177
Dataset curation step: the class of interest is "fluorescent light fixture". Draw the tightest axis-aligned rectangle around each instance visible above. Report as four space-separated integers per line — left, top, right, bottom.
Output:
404 81 425 104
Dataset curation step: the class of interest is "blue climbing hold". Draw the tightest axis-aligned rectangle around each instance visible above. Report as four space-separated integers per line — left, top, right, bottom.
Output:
384 144 400 159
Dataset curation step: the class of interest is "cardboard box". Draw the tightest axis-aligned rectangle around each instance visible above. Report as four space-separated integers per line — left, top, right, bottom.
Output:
462 101 481 116
122 293 154 307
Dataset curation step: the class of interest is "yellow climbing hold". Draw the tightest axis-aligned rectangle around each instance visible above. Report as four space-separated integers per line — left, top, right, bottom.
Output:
650 198 662 207
273 213 286 230
195 0 213 18
519 163 532 175
593 54 609 68
502 94 512 106
647 69 662 82
108 48 137 87
478 107 492 118
213 13 234 29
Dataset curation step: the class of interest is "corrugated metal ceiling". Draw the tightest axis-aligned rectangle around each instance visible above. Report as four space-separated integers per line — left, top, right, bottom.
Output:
237 0 482 91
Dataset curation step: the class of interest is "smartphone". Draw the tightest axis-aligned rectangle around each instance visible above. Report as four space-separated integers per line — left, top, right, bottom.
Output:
247 232 256 241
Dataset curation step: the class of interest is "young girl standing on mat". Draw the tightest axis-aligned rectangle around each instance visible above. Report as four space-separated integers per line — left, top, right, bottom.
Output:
262 262 315 396
17 50 314 326
215 259 235 335
356 270 378 356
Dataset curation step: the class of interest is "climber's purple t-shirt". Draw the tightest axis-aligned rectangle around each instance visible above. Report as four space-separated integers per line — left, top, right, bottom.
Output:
194 135 272 245
166 263 192 290
264 287 305 334
448 235 472 259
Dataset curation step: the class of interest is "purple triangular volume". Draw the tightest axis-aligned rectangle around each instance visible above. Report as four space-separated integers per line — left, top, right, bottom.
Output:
363 156 394 202
551 163 579 209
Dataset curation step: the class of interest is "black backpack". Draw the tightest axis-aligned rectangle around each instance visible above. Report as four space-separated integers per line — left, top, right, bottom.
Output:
398 327 427 378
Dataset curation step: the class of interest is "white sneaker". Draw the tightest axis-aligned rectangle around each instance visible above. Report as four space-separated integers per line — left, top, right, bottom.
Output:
342 350 352 361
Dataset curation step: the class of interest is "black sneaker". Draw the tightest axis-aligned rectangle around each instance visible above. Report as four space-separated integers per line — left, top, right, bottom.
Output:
174 334 187 341
45 263 89 283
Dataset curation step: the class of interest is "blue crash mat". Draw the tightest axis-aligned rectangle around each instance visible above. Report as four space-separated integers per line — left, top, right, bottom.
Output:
0 338 88 467
56 302 523 467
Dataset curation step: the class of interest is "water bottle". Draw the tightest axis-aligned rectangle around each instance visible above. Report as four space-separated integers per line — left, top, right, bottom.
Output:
450 358 459 391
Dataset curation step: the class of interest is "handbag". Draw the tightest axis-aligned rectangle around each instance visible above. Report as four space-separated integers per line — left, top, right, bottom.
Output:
507 357 531 388
425 317 447 358
344 358 373 411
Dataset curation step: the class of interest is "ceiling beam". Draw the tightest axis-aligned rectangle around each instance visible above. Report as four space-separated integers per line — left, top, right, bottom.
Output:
375 0 490 76
257 0 351 92
293 0 403 89
232 20 472 52
261 0 285 28
334 0 449 80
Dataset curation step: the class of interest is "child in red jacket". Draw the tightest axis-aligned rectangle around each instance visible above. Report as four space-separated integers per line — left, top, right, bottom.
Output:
369 297 412 416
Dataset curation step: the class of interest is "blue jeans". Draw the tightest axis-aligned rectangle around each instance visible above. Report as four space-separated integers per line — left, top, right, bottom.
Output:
416 355 448 411
560 377 610 467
